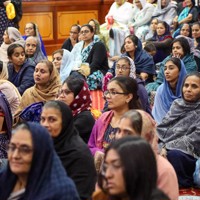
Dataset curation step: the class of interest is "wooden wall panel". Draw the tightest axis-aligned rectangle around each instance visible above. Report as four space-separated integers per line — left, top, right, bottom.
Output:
57 10 98 39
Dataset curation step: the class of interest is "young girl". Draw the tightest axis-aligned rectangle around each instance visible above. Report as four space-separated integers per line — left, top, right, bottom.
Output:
7 43 35 95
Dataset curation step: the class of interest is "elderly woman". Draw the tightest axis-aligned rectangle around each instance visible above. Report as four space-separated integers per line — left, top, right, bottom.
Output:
157 72 200 188
115 109 179 200
152 0 177 26
41 101 96 200
0 122 79 199
71 24 109 90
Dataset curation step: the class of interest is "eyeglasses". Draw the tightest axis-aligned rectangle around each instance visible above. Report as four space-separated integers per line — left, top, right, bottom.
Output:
7 144 33 156
80 30 90 35
57 89 72 97
116 65 131 71
70 31 78 34
103 90 128 97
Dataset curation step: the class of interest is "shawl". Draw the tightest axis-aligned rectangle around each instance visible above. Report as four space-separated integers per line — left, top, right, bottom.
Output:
152 0 177 19
16 65 61 115
7 27 25 47
88 111 114 155
0 122 79 200
70 81 92 117
0 43 10 64
0 61 8 80
157 99 200 158
152 60 187 124
123 39 155 75
51 101 96 200
0 92 12 139
60 49 75 83
0 80 21 115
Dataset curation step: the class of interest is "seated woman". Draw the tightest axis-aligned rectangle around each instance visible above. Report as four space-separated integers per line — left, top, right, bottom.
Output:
15 60 60 116
152 0 177 26
103 56 151 114
0 27 25 65
152 57 187 124
0 122 79 199
25 36 46 64
145 18 158 41
71 24 109 90
146 37 197 96
115 110 179 200
100 0 134 56
0 60 21 115
88 76 142 171
172 0 198 37
130 0 155 42
41 101 96 200
157 72 200 188
97 136 170 200
7 44 35 95
192 22 200 50
108 34 155 83
62 24 80 51
146 21 173 64
23 22 47 56
52 49 74 83
56 76 95 143
176 23 192 38
0 92 12 158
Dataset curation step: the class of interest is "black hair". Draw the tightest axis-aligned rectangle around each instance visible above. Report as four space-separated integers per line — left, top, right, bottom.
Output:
99 136 157 200
63 76 84 97
7 43 25 58
144 42 156 53
180 23 192 38
171 37 191 55
71 24 81 33
0 60 3 74
165 57 182 71
109 76 142 109
116 57 131 66
81 24 94 33
124 34 139 46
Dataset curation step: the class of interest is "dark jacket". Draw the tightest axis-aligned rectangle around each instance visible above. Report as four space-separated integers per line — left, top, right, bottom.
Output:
8 58 35 95
62 38 78 52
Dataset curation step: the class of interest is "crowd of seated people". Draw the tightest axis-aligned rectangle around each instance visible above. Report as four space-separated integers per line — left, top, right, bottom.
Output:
1 0 200 199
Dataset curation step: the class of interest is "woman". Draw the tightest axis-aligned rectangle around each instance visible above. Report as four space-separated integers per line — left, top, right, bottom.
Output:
146 37 197 95
109 34 155 83
192 22 200 50
0 60 21 115
172 0 198 37
0 91 12 159
100 0 134 56
25 36 46 64
157 72 200 188
147 21 173 64
98 136 169 200
152 57 187 124
56 76 95 143
0 27 25 65
0 122 79 199
7 43 35 95
131 0 155 42
0 0 22 46
23 22 47 56
103 56 151 114
15 60 60 116
178 23 192 38
145 18 158 40
62 24 80 51
88 76 142 170
115 109 179 200
52 49 74 83
40 100 96 200
71 24 109 90
152 0 177 26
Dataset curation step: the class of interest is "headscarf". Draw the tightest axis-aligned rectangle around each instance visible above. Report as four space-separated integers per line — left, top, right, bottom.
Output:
121 56 136 78
16 65 61 115
60 49 74 83
0 122 79 200
0 61 8 80
70 81 92 117
152 59 187 124
7 27 25 47
48 101 96 199
152 0 177 17
123 37 155 75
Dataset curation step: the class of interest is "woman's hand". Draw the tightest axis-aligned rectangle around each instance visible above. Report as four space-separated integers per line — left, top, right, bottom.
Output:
3 1 11 7
140 72 149 81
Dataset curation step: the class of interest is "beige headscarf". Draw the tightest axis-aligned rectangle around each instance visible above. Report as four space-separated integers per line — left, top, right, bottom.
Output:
7 27 25 47
15 64 61 115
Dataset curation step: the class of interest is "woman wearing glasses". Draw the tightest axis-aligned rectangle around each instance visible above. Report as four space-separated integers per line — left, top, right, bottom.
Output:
88 76 142 172
71 24 109 90
56 76 95 143
0 122 79 199
15 60 60 119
